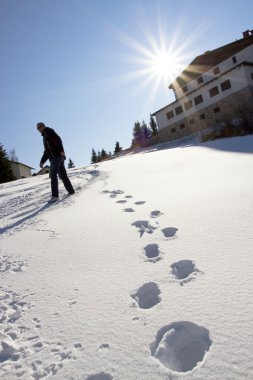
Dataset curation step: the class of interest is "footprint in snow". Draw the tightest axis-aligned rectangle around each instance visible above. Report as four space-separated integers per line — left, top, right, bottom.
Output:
131 220 158 237
161 227 178 239
170 260 200 285
125 195 133 199
144 244 161 262
103 189 124 198
150 321 212 372
131 282 161 309
135 201 146 205
0 331 19 363
116 200 127 204
150 210 163 218
99 343 110 350
0 255 27 273
123 208 135 213
86 373 113 380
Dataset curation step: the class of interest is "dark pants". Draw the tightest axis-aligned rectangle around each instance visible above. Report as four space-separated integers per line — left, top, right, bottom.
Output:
50 156 74 197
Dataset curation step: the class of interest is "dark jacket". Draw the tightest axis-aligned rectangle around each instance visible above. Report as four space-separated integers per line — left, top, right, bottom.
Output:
40 127 65 164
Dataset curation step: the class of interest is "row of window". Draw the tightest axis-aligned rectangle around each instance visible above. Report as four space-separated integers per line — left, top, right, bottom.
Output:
167 79 231 120
181 56 237 94
170 106 221 134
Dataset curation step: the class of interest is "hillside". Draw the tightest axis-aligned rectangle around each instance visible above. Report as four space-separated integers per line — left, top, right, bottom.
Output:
1 136 253 380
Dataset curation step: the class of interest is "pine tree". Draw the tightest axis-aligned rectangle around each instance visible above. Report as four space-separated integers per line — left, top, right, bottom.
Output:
132 121 142 147
97 150 101 162
0 143 15 183
141 120 152 140
91 148 98 164
132 120 151 147
68 158 75 168
114 141 122 155
101 148 108 161
149 114 158 135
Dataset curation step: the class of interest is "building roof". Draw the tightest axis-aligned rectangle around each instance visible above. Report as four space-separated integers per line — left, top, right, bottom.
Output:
169 31 253 89
9 160 35 169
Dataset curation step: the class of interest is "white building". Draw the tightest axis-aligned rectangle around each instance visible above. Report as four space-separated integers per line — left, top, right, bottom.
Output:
37 165 50 175
10 161 34 179
152 30 253 142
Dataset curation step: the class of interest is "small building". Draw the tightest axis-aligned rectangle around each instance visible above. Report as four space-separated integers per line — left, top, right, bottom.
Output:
37 165 50 175
9 161 34 179
152 30 253 142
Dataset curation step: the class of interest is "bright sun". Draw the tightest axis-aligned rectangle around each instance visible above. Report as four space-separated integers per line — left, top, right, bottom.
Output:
150 50 181 81
93 9 202 106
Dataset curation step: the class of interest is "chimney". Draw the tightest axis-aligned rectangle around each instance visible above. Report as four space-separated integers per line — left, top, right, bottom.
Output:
243 30 250 38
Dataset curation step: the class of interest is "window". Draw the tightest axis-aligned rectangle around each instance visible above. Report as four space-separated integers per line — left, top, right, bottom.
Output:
232 56 237 64
167 110 174 120
189 118 195 125
184 99 193 110
180 123 185 129
214 106 220 113
194 94 203 106
171 128 176 133
220 79 231 91
197 76 204 85
182 85 188 93
175 105 183 115
200 113 206 120
213 66 220 75
209 86 219 97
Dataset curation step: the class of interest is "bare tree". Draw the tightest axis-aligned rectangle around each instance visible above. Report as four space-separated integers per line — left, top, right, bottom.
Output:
9 149 18 162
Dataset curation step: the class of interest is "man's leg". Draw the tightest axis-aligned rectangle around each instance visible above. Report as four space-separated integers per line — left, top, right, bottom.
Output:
58 159 75 194
50 157 62 197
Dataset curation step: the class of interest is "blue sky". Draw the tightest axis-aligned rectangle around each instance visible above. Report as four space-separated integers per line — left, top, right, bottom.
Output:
1 0 253 169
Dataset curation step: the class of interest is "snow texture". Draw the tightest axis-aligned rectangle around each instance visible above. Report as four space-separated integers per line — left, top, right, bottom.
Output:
1 136 253 379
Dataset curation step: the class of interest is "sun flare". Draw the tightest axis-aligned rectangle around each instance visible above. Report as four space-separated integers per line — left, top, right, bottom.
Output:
149 50 182 82
88 7 206 108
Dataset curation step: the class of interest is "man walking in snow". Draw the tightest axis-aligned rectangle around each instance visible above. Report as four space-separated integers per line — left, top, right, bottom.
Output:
37 122 75 203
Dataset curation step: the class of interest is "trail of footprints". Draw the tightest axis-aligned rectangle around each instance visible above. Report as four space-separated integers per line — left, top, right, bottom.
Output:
0 189 211 379
103 189 212 375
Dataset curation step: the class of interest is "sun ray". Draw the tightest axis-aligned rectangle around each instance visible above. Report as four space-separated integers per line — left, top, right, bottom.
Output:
72 1 213 113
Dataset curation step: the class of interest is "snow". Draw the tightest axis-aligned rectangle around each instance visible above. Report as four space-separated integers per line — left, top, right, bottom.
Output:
1 135 253 380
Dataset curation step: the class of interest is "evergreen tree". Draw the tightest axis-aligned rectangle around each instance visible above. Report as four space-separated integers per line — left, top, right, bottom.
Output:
141 120 152 140
0 143 15 183
91 148 98 164
68 158 75 168
114 141 122 155
132 120 151 147
149 114 158 135
101 148 108 161
97 150 101 162
132 121 142 147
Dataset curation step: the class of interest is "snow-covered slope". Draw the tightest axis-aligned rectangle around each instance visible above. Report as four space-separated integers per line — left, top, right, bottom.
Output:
1 136 253 380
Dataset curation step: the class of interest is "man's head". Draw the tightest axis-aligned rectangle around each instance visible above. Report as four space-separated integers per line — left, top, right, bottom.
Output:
37 122 46 133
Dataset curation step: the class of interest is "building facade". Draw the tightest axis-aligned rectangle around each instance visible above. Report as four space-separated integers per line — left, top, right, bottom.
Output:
10 161 34 179
152 31 253 142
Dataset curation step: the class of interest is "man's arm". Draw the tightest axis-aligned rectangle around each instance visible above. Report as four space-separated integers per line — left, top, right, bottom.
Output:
40 151 48 167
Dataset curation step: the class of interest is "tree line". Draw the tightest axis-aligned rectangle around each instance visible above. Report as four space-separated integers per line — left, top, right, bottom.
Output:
91 141 122 164
90 115 158 163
